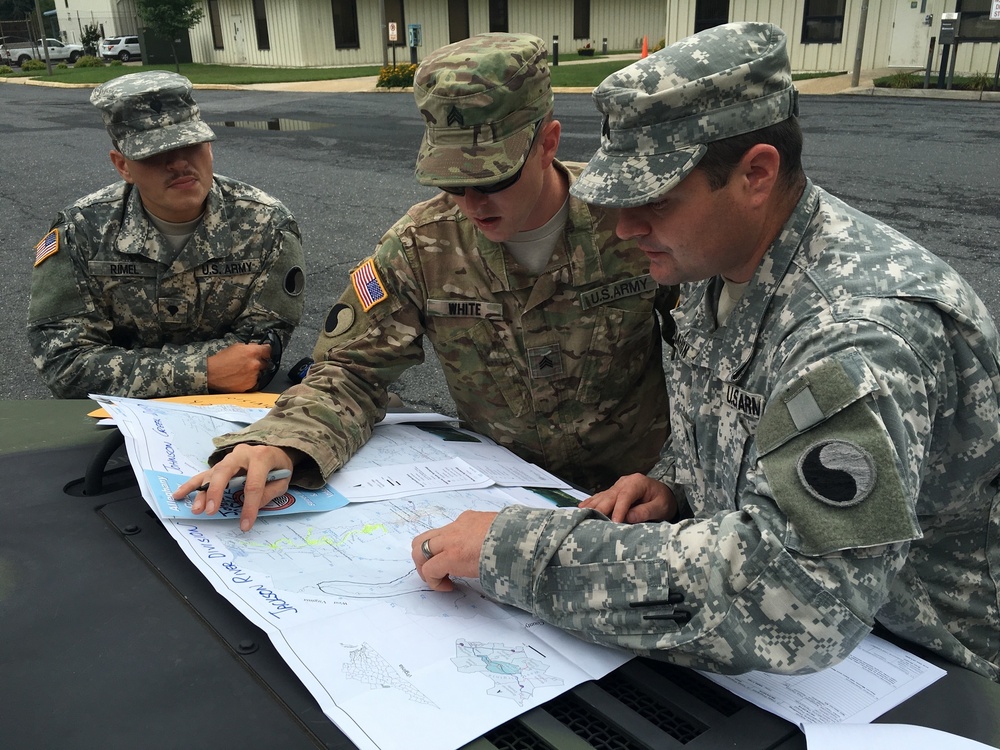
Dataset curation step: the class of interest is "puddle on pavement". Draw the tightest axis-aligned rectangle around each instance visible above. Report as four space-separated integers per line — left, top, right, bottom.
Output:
209 118 333 131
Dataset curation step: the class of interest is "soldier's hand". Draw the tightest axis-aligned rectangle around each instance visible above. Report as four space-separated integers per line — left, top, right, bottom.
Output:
173 444 296 532
411 511 498 592
578 473 677 524
207 342 271 392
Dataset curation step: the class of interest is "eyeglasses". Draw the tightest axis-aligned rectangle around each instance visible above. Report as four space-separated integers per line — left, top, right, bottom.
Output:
438 121 543 197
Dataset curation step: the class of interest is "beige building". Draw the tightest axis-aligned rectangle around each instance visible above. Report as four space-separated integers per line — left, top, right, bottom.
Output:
57 0 1000 76
56 0 140 42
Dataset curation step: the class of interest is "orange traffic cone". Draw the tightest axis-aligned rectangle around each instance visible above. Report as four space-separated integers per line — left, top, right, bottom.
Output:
641 35 648 58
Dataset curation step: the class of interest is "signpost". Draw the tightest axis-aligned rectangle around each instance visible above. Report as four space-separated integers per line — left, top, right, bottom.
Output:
388 21 397 68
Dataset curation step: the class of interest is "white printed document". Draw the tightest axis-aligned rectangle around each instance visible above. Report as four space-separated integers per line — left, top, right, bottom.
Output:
702 634 946 725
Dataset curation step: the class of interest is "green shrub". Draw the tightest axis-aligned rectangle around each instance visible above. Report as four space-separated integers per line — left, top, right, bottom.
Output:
966 71 992 91
883 71 921 89
56 61 68 69
20 58 46 71
0 65 13 76
73 54 104 68
377 63 416 88
109 59 123 66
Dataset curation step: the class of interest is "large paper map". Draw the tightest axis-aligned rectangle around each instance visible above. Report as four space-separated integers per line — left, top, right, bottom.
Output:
94 395 630 750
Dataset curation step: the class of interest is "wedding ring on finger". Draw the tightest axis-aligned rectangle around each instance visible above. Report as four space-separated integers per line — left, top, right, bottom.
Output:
421 538 434 561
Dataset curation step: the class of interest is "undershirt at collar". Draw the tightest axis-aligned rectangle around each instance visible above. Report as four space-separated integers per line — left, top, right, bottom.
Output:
502 196 570 275
147 211 204 252
717 277 749 326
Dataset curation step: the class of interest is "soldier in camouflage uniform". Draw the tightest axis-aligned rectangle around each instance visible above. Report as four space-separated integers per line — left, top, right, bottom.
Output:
177 33 671 529
28 71 305 398
410 23 1000 682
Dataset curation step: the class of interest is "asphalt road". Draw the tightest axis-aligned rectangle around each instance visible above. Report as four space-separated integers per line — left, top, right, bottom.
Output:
2 85 999 413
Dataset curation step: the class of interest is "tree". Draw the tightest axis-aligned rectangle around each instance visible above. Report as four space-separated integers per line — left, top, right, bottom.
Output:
134 0 203 72
80 23 100 56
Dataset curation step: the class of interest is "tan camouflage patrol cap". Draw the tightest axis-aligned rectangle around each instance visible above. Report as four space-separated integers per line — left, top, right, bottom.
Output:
413 32 553 186
90 71 216 161
571 22 798 208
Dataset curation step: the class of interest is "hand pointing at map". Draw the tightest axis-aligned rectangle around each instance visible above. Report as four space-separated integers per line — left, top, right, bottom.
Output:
174 443 300 531
412 510 499 591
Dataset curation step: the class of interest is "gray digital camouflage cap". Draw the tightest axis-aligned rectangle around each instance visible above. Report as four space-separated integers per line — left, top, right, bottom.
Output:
412 32 554 186
571 22 798 208
90 71 216 161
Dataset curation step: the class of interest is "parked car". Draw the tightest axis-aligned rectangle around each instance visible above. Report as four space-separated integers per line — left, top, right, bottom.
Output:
0 36 33 66
99 35 141 62
35 38 86 64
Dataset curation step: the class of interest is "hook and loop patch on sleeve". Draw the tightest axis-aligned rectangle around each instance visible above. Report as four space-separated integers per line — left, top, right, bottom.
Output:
757 350 921 556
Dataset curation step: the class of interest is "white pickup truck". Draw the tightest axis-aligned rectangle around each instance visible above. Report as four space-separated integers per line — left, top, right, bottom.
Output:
0 37 85 66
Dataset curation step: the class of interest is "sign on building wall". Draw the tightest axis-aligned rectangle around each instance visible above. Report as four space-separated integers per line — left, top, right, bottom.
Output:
992 1 1000 21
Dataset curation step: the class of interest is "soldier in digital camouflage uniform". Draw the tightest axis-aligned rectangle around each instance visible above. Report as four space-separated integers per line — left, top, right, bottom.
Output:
410 23 1000 682
178 33 672 530
28 71 305 398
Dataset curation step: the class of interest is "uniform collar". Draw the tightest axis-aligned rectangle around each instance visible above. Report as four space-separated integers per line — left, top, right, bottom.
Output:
674 179 820 381
478 160 612 293
117 177 229 271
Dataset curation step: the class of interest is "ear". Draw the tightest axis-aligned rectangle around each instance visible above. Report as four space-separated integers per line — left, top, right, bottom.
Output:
109 150 134 183
738 143 781 207
537 119 561 169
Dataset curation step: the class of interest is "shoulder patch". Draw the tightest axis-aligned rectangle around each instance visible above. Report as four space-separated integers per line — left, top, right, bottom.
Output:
324 303 355 336
351 258 388 312
34 229 60 267
797 439 876 507
760 399 921 556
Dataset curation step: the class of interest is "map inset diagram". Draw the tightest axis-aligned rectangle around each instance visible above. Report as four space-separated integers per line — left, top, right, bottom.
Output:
452 640 564 705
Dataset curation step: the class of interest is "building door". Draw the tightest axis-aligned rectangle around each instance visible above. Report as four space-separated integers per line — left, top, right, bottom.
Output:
231 14 248 63
448 0 469 43
888 0 933 67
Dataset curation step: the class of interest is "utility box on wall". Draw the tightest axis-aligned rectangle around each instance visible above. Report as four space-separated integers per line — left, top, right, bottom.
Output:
139 29 193 65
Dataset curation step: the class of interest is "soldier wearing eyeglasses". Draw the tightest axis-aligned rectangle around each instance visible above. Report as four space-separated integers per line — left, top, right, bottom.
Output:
178 33 673 531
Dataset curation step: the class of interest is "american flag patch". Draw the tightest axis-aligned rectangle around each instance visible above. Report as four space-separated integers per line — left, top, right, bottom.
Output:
351 258 387 312
34 229 60 267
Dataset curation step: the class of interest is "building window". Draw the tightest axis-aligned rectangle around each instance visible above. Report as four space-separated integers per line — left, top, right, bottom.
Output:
801 0 845 44
332 0 360 49
489 0 508 33
573 0 590 40
253 0 270 50
956 0 1000 41
694 0 729 33
385 0 406 47
208 0 224 50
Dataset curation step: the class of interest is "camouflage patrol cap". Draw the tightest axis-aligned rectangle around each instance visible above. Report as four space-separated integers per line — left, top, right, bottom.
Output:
570 22 798 208
413 33 553 186
90 71 216 161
